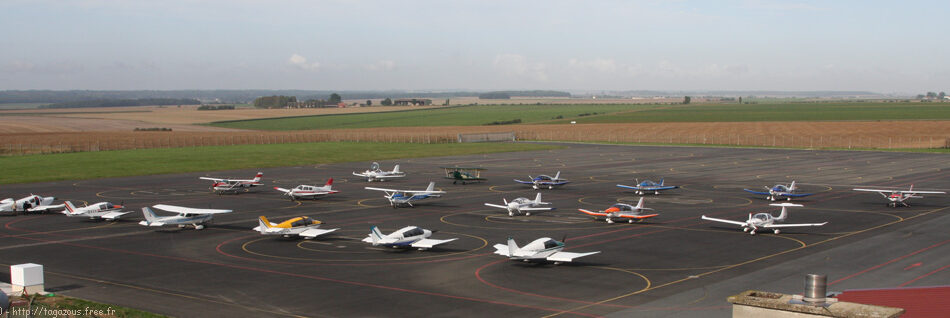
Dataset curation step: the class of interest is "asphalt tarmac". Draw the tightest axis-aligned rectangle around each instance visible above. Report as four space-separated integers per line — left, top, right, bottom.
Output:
1 143 948 317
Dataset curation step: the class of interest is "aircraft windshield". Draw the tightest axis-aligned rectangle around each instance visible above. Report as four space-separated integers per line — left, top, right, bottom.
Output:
611 204 634 212
543 240 560 249
752 213 771 221
404 228 424 237
512 198 530 204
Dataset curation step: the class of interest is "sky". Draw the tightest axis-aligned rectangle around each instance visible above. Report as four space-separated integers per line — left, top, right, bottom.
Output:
1 0 948 93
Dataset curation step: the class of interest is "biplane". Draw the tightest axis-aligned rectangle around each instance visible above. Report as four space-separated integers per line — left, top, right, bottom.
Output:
441 167 486 184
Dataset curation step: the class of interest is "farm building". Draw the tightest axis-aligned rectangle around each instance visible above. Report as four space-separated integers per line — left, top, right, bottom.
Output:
393 98 432 106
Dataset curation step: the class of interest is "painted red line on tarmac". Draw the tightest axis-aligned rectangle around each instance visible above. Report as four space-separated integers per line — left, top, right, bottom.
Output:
828 239 950 286
7 234 598 317
899 264 950 287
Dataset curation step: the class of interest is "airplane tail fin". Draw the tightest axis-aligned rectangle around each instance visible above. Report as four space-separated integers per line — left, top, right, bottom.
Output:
554 171 561 180
393 164 401 174
253 172 263 182
776 206 789 221
635 197 645 209
370 226 385 245
426 182 435 192
64 201 77 214
258 216 272 230
506 237 520 257
141 207 159 223
909 184 914 192
659 178 664 186
789 181 797 191
535 192 543 203
325 178 334 188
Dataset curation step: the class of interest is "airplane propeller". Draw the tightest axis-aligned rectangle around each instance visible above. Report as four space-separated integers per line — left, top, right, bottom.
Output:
561 234 568 243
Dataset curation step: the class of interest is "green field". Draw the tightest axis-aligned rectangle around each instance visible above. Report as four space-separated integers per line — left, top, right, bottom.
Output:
208 104 655 130
0 142 559 184
550 102 950 123
208 102 950 131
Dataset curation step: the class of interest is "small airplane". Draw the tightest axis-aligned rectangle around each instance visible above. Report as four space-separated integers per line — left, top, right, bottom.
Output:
493 236 600 265
700 203 826 235
514 171 569 190
253 216 338 239
199 172 264 194
853 185 946 207
62 201 130 220
361 226 457 250
364 182 446 208
442 167 486 184
352 162 405 182
138 204 232 230
0 194 64 213
485 193 554 216
616 178 678 195
274 178 339 200
743 181 813 201
578 197 658 223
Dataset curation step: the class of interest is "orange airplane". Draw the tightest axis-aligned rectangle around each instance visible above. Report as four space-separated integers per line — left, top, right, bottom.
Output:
578 197 658 224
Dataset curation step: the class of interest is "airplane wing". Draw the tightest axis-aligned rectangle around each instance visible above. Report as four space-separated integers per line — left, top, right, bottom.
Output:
901 190 946 194
484 203 509 209
640 185 677 191
101 211 130 220
374 174 405 179
138 220 166 226
764 222 828 228
513 179 535 185
273 187 291 193
199 177 225 182
777 192 813 198
618 213 659 219
410 238 458 249
616 184 642 190
365 186 401 192
701 215 748 226
743 189 771 196
27 204 65 212
578 209 608 217
299 228 338 239
520 207 554 211
547 251 600 263
352 172 369 177
152 204 232 214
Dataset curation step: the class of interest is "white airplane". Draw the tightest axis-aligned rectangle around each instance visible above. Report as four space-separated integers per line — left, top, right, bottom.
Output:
484 193 554 216
514 171 570 190
853 185 946 207
743 181 813 201
352 162 405 182
62 201 130 220
701 203 826 235
364 182 445 208
139 204 232 230
578 197 658 223
274 178 339 200
616 178 679 195
253 216 338 239
0 194 64 213
199 172 263 194
493 237 600 265
361 226 457 250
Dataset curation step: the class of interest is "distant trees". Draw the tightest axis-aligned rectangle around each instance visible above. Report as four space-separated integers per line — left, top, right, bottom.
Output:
478 92 511 99
381 98 393 106
366 100 372 106
41 98 200 109
683 96 691 104
918 92 947 100
253 95 296 108
197 104 235 110
443 99 450 106
940 92 947 100
329 93 342 104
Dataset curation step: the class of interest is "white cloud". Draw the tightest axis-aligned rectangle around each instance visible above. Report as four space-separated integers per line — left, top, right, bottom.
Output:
288 53 320 71
568 58 618 73
492 54 547 81
364 60 396 71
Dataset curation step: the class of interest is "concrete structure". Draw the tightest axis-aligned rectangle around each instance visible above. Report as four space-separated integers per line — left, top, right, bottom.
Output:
728 290 903 317
393 98 432 106
10 264 43 295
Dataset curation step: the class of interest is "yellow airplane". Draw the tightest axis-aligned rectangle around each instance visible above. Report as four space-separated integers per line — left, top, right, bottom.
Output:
253 216 338 239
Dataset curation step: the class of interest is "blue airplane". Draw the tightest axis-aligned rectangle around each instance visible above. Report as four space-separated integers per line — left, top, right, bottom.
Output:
617 178 679 195
514 171 570 190
744 181 813 201
364 182 445 208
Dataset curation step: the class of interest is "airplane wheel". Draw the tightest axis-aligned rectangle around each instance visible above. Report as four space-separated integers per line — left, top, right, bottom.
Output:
508 212 514 217
628 219 634 223
770 197 776 201
749 231 756 235
743 227 749 232
178 224 186 228
533 186 539 190
548 186 553 190
786 198 791 201
606 219 614 224
525 212 531 216
774 229 780 234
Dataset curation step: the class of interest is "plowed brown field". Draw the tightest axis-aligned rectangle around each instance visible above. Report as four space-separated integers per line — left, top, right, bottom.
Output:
2 121 948 155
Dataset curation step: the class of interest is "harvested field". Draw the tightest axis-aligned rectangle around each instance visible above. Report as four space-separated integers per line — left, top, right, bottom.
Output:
0 105 439 129
2 121 948 155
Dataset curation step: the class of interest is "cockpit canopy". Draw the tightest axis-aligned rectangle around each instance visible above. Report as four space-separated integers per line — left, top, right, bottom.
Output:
752 213 772 221
773 185 789 192
511 197 532 204
535 175 553 181
609 203 636 212
542 239 562 250
403 227 425 237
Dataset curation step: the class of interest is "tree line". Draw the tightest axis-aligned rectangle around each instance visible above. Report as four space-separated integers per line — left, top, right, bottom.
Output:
40 98 200 109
